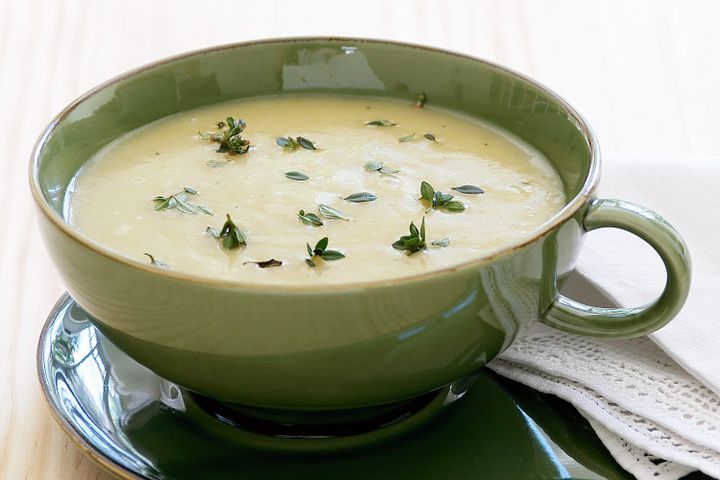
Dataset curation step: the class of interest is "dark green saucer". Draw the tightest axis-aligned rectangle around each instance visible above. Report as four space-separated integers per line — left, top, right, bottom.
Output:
38 294 640 479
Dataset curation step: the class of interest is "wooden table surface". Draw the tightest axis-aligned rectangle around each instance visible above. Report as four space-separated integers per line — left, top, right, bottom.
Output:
1 1 718 478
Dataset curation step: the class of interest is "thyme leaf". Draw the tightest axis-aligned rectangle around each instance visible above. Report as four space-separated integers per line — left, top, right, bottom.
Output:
364 120 398 127
365 160 384 171
452 185 485 195
443 201 466 212
420 181 435 205
243 259 282 268
207 159 230 167
286 171 309 181
343 192 378 203
431 237 450 248
318 204 349 221
296 136 317 150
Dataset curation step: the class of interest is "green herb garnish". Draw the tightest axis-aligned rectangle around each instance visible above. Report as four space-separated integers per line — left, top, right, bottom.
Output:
364 160 400 175
276 136 298 149
364 120 398 127
365 160 384 171
298 209 324 227
207 214 247 250
398 133 416 143
153 187 213 215
207 159 230 167
415 93 426 109
297 137 317 150
392 217 427 254
200 117 250 155
305 237 345 267
143 253 168 269
420 181 465 212
276 136 317 150
318 204 349 221
424 133 437 142
343 192 377 203
431 237 450 248
452 185 485 194
243 259 282 268
286 171 309 181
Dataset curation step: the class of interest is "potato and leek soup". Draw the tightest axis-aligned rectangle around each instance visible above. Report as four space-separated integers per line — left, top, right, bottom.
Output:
65 94 565 285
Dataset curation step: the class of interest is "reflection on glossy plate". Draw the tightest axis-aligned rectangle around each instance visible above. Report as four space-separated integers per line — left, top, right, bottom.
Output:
38 293 637 479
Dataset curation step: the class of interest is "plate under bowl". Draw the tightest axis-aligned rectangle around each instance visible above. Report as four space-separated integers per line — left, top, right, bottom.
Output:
38 293 635 479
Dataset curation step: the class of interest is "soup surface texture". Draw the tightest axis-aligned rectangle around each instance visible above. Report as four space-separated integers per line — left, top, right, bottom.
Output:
67 95 566 286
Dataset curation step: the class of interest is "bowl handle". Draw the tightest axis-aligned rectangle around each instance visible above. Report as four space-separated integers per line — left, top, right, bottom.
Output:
541 198 691 338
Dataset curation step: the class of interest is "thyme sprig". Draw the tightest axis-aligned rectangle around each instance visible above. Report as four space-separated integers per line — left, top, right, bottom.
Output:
207 214 247 250
392 217 427 254
200 117 250 155
276 136 317 150
420 181 465 212
305 237 345 267
298 209 324 227
143 253 169 269
365 160 400 175
153 187 212 215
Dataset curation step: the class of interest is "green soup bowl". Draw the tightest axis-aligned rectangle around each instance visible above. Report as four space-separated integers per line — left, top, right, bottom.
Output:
30 38 690 415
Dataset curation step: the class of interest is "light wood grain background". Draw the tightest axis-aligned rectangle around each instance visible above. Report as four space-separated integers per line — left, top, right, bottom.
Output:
1 1 718 478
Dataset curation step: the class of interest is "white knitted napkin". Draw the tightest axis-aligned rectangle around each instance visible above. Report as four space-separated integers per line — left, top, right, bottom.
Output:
489 155 720 479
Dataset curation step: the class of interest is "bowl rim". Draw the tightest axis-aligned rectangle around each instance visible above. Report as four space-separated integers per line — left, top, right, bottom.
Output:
28 36 600 292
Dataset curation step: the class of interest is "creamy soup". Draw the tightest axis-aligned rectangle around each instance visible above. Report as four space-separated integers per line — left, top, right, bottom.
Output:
66 95 566 285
